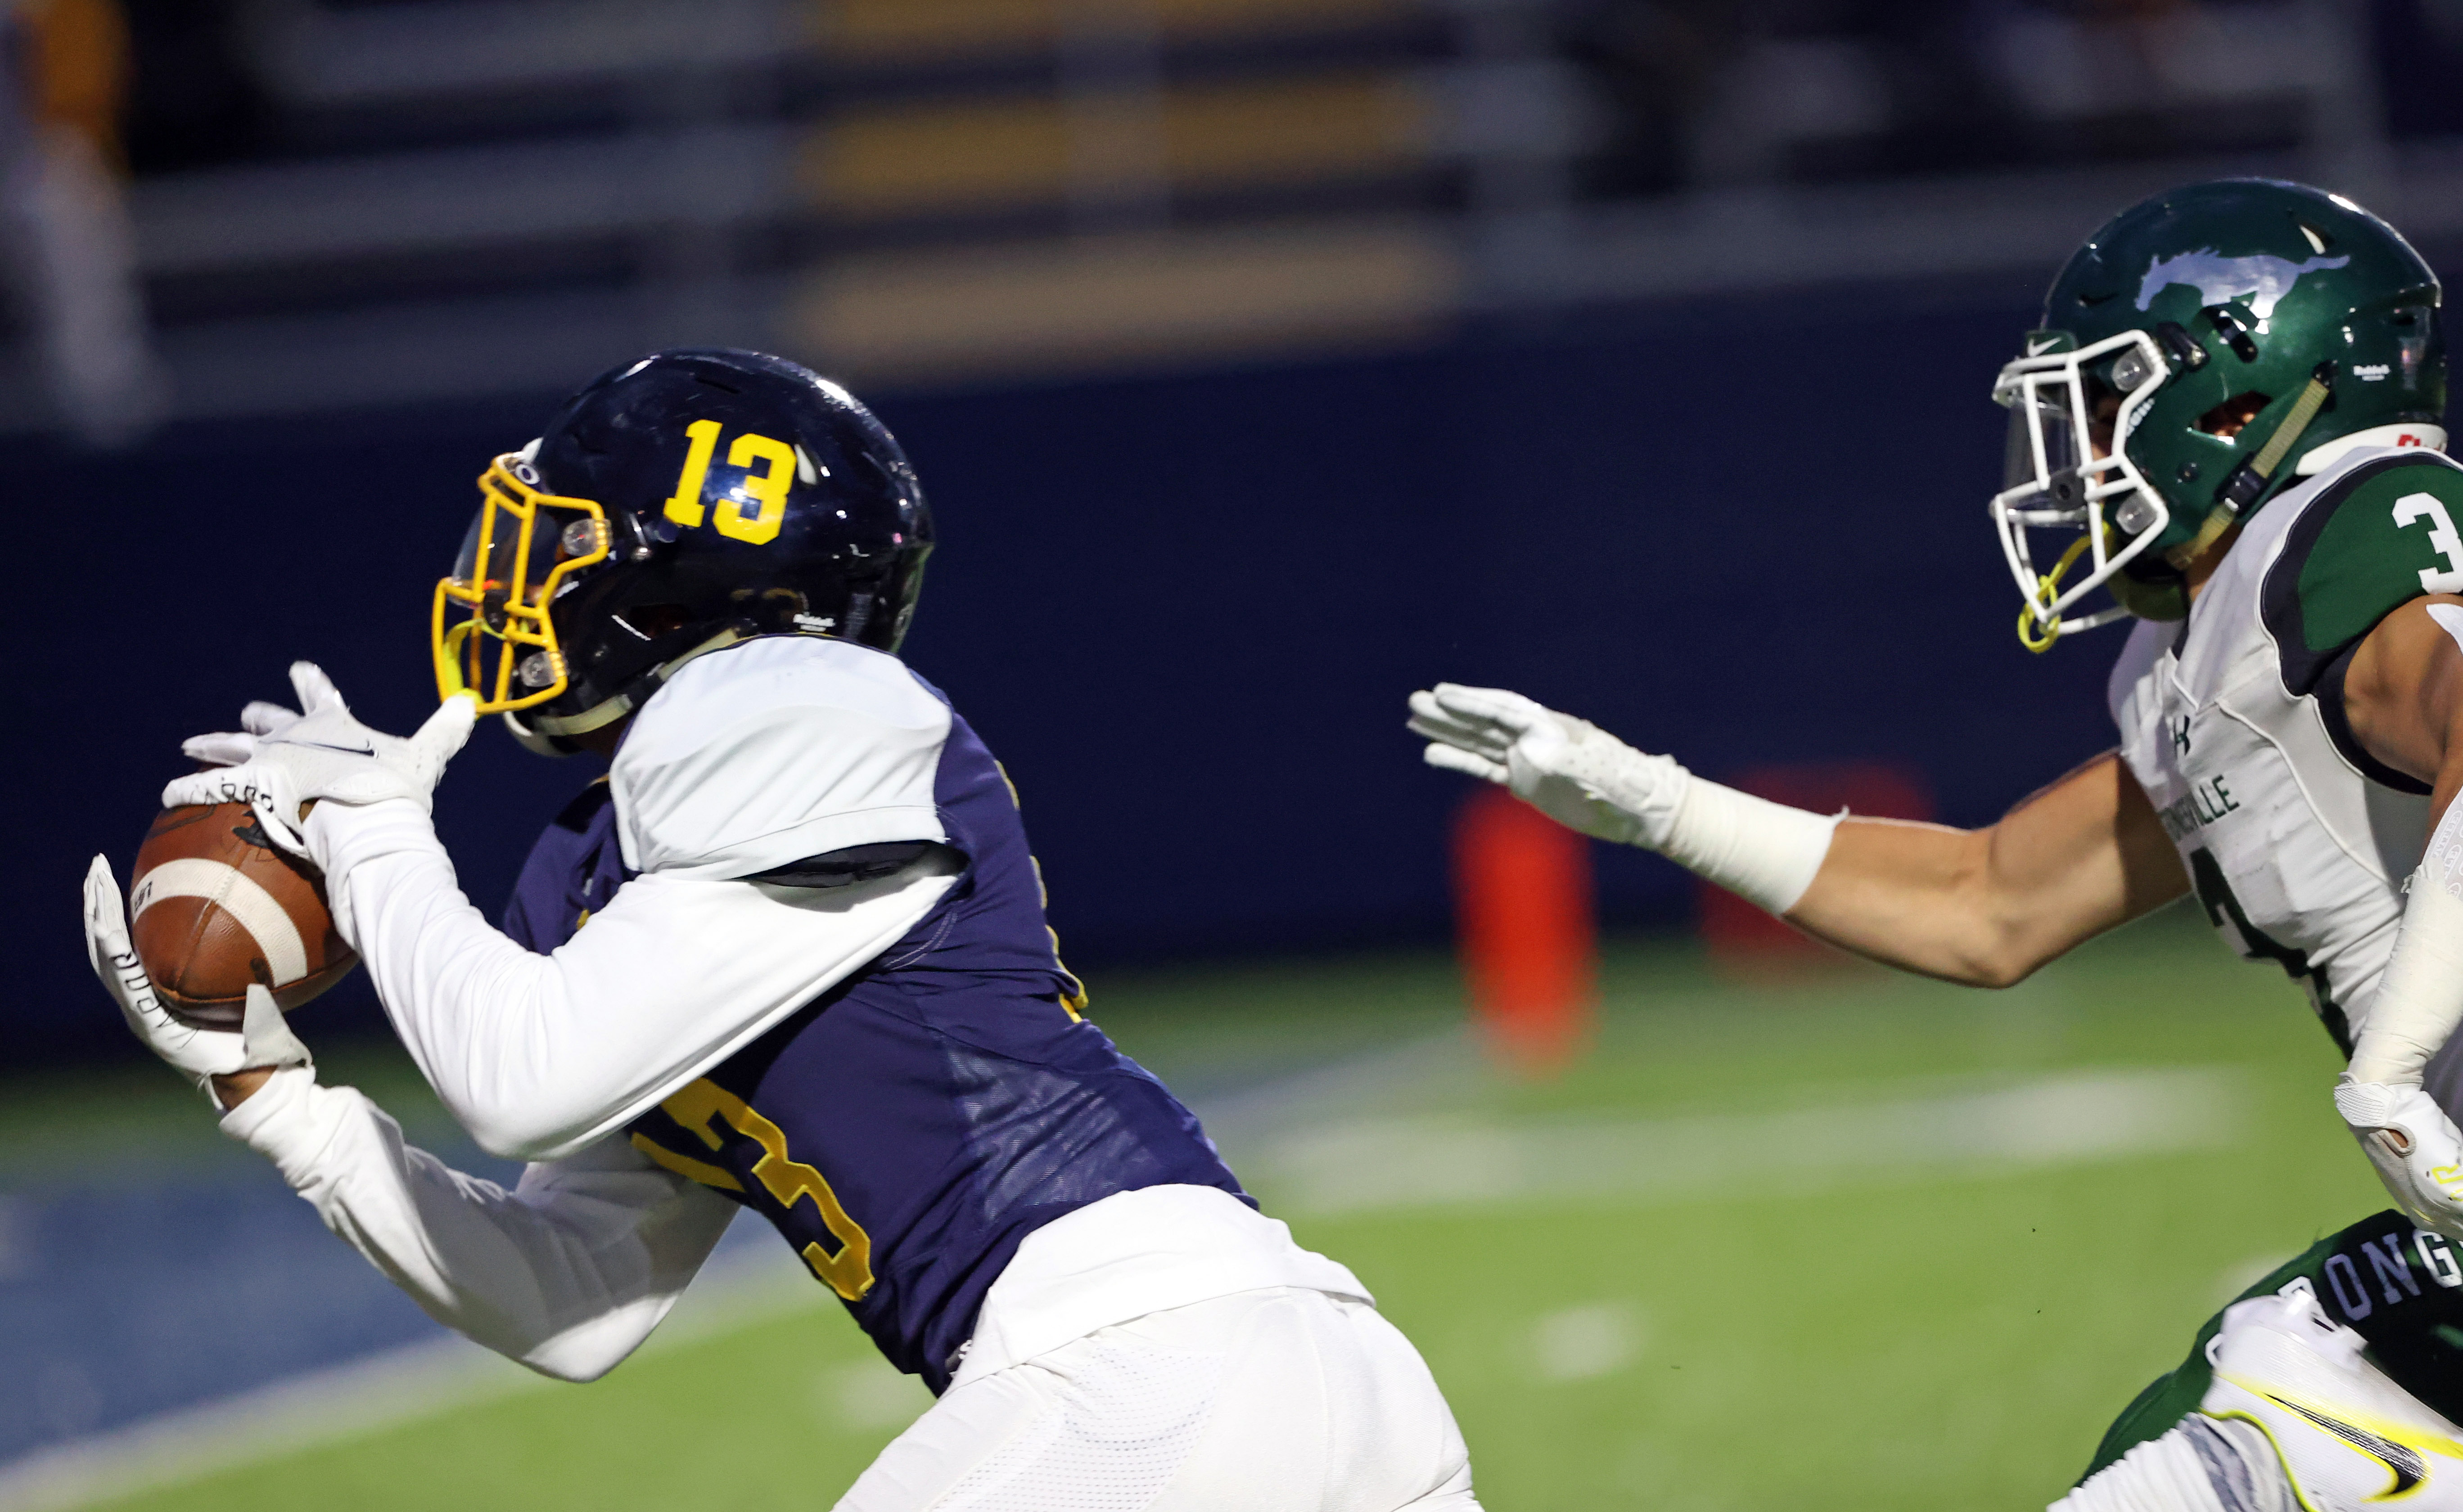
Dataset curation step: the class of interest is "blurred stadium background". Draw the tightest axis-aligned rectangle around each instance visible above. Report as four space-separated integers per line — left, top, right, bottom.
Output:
2 0 2450 1505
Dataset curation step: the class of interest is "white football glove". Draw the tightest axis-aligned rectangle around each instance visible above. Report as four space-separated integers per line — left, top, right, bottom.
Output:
83 854 311 1107
2334 1077 2463 1240
1406 683 1685 849
163 663 477 856
176 689 319 769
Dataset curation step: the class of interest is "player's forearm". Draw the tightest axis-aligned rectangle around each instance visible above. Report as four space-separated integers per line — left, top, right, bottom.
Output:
310 800 598 1156
221 1068 727 1381
1785 755 2186 986
1404 688 2165 970
2343 600 2463 1084
2346 776 2463 1086
1784 818 2048 986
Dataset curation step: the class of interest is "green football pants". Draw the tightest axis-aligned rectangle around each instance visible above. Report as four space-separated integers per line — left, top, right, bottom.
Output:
2085 1209 2463 1481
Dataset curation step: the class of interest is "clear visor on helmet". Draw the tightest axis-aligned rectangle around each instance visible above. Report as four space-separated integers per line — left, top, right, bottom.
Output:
2003 383 2086 496
431 454 610 713
1987 329 2171 652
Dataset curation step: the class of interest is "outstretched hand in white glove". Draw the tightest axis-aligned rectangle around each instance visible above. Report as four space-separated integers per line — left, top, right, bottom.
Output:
1406 683 1687 848
1406 682 1842 916
83 855 310 1108
2335 1079 2463 1241
164 662 476 856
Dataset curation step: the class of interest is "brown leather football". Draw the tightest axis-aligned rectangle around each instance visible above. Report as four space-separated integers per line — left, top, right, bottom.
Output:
129 804 358 1029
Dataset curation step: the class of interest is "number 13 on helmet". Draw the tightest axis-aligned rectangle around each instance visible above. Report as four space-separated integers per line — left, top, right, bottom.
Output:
431 348 934 755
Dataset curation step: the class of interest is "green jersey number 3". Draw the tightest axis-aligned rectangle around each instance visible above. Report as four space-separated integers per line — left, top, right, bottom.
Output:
2393 490 2463 594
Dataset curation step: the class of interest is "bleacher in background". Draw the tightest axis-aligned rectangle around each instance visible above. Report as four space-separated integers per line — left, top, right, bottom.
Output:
12 0 2463 426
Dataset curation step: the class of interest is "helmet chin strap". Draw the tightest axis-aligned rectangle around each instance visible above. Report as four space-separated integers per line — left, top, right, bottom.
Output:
2017 533 2098 653
2167 361 2337 569
501 711 582 758
520 627 749 740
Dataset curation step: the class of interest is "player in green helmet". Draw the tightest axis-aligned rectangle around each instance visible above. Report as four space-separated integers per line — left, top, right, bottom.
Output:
1412 179 2463 1512
1996 180 2443 648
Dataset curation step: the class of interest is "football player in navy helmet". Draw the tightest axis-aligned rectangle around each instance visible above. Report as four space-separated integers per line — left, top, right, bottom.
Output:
1413 180 2463 1512
86 349 1480 1510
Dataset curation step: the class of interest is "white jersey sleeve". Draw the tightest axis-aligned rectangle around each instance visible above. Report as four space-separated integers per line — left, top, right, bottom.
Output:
220 1066 736 1381
307 638 961 1162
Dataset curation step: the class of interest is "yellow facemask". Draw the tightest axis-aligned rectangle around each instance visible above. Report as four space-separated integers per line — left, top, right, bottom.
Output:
431 455 611 714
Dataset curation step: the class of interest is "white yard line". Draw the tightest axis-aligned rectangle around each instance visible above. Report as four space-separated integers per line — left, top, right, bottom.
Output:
1243 1065 2250 1215
0 1235 817 1512
0 1335 534 1512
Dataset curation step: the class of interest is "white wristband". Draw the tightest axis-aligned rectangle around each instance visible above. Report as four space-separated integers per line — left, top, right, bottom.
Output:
1658 775 1842 917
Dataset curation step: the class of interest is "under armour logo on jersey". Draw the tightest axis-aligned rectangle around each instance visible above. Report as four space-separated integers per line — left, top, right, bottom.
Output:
2268 1395 2427 1496
2171 716 2192 756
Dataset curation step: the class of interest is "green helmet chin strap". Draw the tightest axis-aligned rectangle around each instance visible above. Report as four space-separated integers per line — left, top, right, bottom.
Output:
2170 361 2339 567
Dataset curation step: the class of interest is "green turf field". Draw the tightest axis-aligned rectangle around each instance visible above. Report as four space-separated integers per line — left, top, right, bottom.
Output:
68 903 2390 1511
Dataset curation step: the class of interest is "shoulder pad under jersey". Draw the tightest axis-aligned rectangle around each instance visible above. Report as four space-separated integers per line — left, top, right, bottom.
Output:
2261 450 2463 695
613 635 953 879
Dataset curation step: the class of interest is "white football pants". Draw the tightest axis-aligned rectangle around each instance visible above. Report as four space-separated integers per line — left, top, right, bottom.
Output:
835 1287 1481 1512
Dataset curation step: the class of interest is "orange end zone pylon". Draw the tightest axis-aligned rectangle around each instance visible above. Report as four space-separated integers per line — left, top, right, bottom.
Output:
1452 786 1597 1075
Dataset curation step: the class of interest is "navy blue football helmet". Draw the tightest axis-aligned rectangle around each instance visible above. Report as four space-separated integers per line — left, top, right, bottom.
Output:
433 349 933 753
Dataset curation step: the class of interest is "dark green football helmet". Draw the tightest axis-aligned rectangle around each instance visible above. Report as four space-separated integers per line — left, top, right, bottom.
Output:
1992 179 2445 650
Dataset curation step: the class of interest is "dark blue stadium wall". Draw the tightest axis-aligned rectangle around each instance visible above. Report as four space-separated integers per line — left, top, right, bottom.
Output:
11 278 2118 1060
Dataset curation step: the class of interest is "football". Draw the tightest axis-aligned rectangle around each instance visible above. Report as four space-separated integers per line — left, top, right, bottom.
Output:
129 803 359 1030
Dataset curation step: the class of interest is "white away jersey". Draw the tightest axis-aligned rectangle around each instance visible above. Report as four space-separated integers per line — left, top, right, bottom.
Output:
2109 446 2463 1074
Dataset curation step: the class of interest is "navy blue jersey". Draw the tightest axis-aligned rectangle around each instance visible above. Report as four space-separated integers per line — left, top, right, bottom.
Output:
500 673 1246 1391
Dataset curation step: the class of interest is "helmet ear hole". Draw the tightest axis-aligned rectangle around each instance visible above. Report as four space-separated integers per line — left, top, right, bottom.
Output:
2199 392 2272 440
2204 305 2261 362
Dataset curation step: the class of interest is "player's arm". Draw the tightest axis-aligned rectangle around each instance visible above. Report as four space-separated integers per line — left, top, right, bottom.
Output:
221 1067 735 1381
2339 594 2463 837
1408 685 2187 987
1785 751 2186 985
2338 591 2463 1094
316 818 957 1161
2314 595 2463 1236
